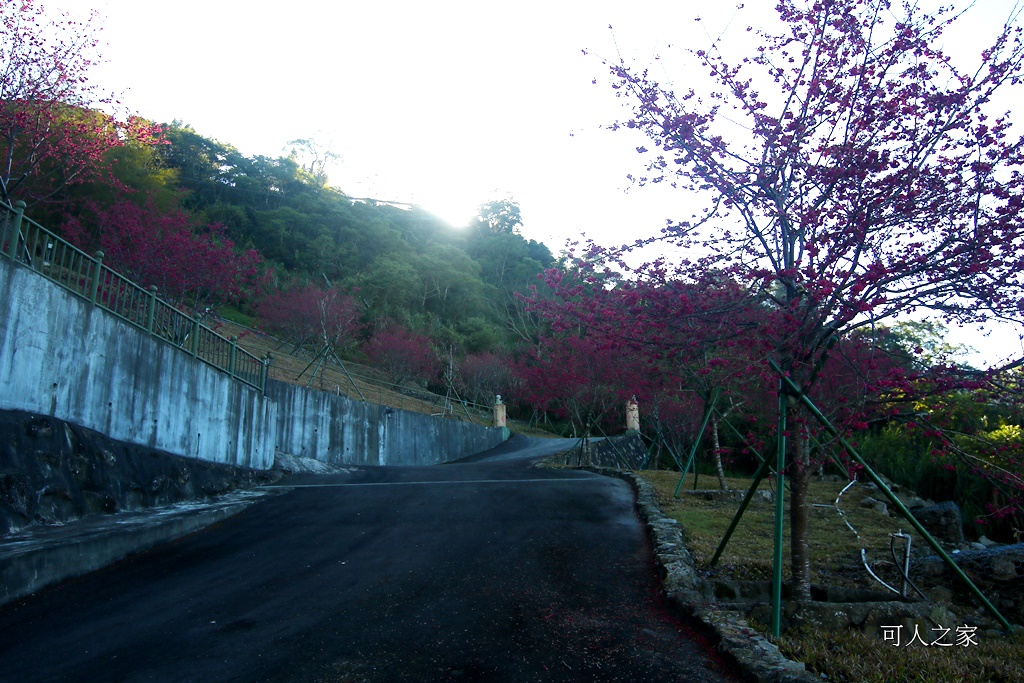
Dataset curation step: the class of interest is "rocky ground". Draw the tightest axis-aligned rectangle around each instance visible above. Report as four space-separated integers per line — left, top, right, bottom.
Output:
0 409 281 535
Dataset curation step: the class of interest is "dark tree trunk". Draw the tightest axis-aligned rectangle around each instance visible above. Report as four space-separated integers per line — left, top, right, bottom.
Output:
789 421 812 600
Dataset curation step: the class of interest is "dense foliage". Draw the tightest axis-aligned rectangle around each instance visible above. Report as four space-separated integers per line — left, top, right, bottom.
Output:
154 124 555 350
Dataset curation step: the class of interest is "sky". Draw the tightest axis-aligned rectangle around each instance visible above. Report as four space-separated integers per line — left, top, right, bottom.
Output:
80 0 706 235
55 0 1024 366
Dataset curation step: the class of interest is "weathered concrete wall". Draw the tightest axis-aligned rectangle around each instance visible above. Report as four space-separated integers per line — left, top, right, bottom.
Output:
267 380 506 466
0 257 277 469
0 256 504 473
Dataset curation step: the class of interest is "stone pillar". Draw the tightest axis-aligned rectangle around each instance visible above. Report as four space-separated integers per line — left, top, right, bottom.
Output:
493 395 507 429
625 396 640 432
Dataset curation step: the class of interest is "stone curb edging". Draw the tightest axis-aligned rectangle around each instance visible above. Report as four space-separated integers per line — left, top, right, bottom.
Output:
581 467 821 683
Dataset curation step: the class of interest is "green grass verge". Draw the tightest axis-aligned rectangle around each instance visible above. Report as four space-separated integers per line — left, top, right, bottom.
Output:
637 470 1024 683
776 625 1024 683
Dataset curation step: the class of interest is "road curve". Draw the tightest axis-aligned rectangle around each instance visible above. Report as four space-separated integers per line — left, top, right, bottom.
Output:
0 435 742 682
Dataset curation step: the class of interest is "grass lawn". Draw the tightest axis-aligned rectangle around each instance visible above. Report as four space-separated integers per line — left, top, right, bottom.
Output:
638 469 1024 683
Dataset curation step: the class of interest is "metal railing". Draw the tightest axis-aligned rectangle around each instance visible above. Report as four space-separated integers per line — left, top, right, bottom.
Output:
1 200 267 392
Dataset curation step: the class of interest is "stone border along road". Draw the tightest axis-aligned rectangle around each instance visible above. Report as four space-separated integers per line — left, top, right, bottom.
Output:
580 467 821 683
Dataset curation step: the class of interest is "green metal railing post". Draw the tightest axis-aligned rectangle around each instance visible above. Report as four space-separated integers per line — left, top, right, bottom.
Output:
89 251 104 304
772 379 787 638
146 286 158 333
228 336 238 377
260 355 270 395
191 316 201 357
0 202 264 392
6 201 25 259
768 359 1013 633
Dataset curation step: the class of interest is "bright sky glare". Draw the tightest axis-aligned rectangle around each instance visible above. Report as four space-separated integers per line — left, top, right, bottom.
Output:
78 1 791 240
64 0 1024 366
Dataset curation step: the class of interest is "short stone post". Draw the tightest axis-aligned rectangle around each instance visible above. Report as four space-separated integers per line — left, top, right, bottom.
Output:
626 396 640 432
493 395 507 429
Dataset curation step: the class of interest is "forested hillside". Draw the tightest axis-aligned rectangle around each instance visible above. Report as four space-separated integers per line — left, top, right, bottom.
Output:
160 124 554 345
24 114 555 369
0 84 555 413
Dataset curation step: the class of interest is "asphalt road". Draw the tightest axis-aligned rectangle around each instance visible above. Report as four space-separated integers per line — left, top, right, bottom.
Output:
0 436 742 683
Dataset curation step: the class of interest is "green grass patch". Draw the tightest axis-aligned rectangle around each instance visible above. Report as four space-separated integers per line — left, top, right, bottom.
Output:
214 305 257 328
775 625 1024 683
638 470 1024 682
641 470 926 589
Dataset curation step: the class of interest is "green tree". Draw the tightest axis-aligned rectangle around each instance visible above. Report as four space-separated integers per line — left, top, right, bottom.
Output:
349 256 421 320
284 136 340 189
471 199 523 236
413 243 486 320
607 0 1024 599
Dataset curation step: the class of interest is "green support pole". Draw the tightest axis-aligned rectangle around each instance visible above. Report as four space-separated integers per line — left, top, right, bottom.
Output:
717 409 791 494
661 440 685 472
296 347 326 382
642 438 659 470
306 352 328 388
331 351 367 403
769 359 1013 633
710 453 775 565
772 379 787 638
674 389 720 498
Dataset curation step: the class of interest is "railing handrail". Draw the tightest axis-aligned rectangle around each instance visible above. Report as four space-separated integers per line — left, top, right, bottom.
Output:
0 198 266 392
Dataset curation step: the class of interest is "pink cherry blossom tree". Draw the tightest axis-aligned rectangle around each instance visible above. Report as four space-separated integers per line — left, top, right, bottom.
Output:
605 0 1024 596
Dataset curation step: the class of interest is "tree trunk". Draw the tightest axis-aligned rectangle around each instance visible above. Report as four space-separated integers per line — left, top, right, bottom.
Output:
711 413 728 490
789 420 812 600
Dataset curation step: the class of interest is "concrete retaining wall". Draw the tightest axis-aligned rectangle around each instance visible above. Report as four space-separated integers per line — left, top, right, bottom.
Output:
0 257 277 470
0 256 506 472
545 433 648 470
267 380 506 466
